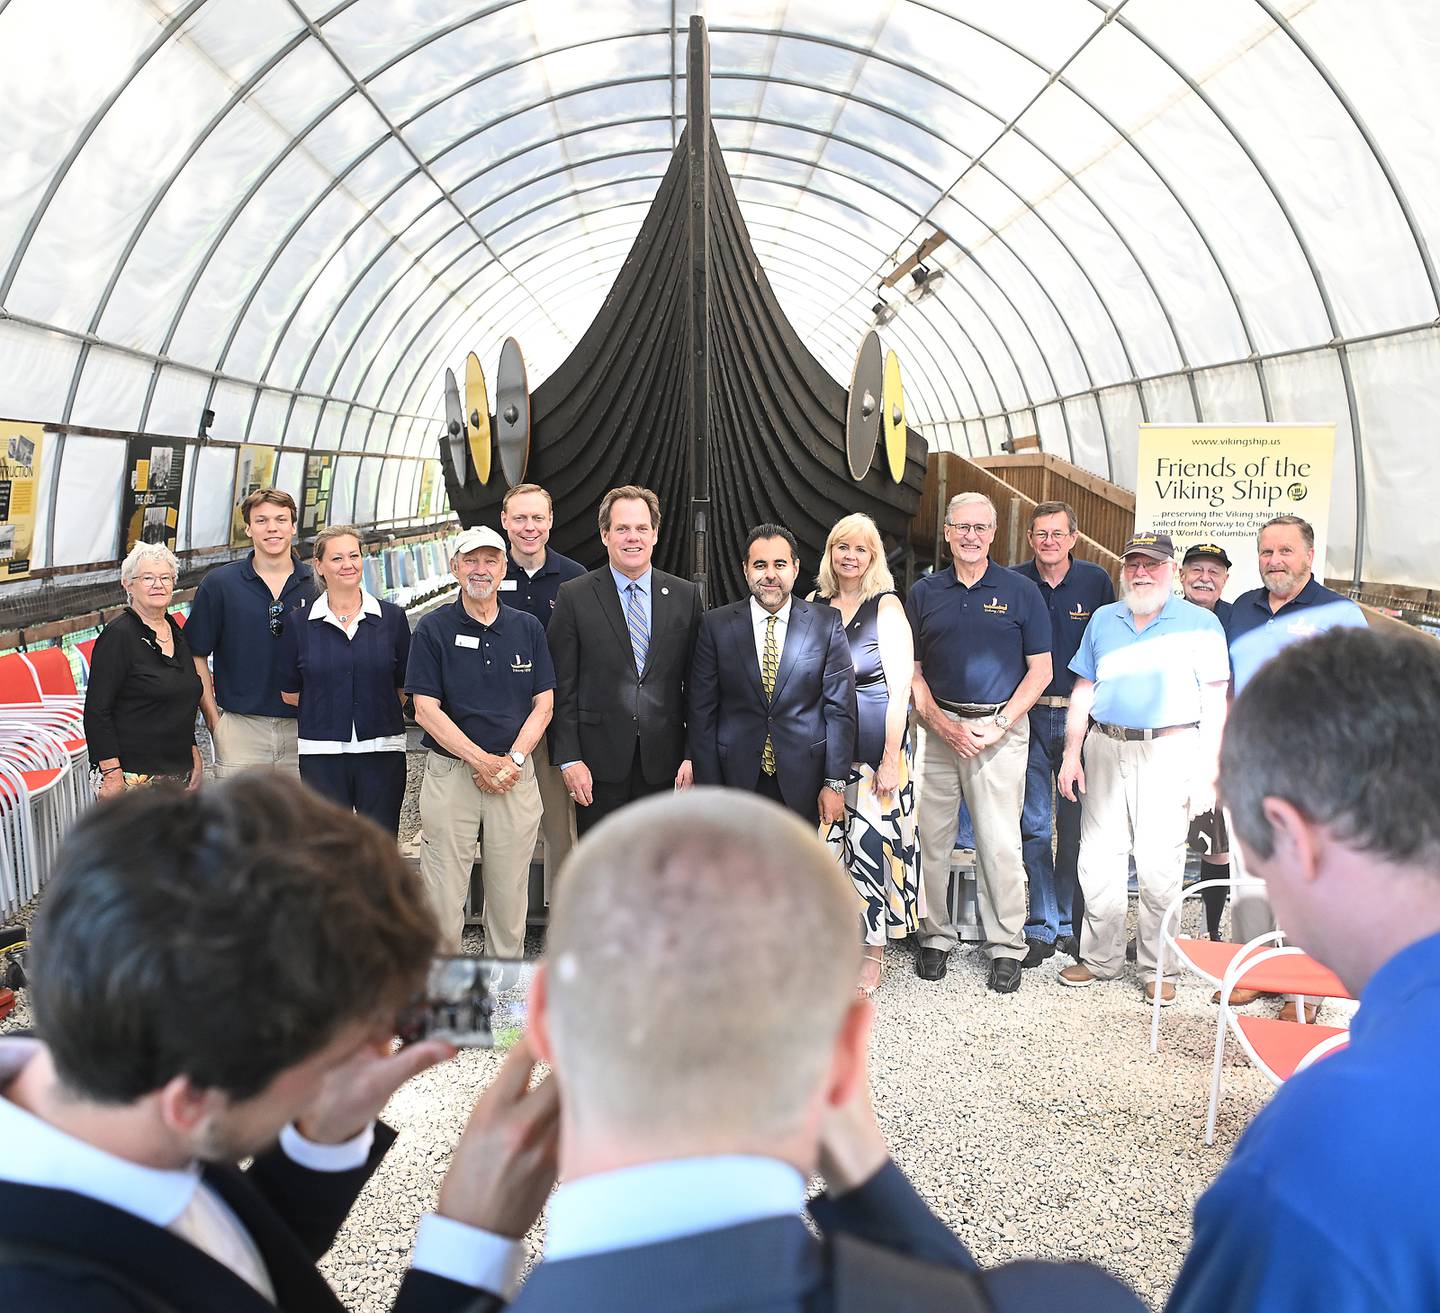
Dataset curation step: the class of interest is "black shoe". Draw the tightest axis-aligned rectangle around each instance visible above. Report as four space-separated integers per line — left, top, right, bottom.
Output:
916 947 949 981
1126 937 1138 963
1056 934 1081 961
987 958 1022 993
1021 938 1055 968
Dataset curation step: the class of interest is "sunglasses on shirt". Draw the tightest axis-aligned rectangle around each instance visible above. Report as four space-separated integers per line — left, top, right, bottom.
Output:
268 602 285 637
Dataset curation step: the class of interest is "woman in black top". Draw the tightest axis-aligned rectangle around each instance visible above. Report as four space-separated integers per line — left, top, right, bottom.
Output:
812 513 918 996
84 543 203 797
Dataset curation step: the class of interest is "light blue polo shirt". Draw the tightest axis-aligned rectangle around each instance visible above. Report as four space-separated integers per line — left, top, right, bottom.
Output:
1069 593 1229 729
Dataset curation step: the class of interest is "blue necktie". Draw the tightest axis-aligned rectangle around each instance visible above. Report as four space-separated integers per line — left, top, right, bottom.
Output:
625 581 649 673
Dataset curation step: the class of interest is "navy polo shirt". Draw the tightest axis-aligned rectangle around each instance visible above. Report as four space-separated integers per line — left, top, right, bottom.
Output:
405 598 555 757
1212 597 1233 628
1012 556 1115 698
501 548 586 630
1227 576 1367 694
906 561 1051 705
185 552 318 718
276 595 411 744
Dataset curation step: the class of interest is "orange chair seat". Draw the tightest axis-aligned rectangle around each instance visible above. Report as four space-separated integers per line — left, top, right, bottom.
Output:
1176 936 1350 998
1234 1016 1348 1081
0 767 63 800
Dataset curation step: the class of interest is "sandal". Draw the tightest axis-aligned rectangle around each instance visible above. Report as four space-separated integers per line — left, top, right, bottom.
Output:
858 948 884 998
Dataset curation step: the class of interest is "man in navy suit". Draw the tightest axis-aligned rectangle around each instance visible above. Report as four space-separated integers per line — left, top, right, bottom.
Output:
465 790 1143 1313
688 524 857 827
0 775 558 1312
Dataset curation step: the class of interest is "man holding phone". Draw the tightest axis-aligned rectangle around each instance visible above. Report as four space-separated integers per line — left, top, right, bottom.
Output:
0 775 558 1312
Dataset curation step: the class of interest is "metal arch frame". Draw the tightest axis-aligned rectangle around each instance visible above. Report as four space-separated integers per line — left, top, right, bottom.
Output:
1255 0 1440 313
1095 0 1371 581
303 164 673 447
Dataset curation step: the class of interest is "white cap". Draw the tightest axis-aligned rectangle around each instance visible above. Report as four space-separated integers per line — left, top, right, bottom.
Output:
452 525 506 555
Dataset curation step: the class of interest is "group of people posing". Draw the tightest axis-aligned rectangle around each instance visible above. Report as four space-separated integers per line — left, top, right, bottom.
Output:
82 480 1365 1002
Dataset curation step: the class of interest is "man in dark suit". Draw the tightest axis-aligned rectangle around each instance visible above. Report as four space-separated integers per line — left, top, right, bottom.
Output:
689 524 857 827
0 775 558 1312
547 485 703 834
461 790 1143 1313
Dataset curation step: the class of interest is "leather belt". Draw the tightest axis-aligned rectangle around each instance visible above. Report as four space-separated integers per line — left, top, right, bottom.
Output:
1034 695 1069 708
935 697 1004 718
1091 720 1199 742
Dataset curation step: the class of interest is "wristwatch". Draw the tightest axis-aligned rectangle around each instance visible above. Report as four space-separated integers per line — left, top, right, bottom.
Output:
993 712 1011 731
824 777 848 794
509 750 525 768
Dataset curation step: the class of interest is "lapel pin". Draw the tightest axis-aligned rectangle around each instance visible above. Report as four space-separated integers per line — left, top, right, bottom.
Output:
661 587 669 595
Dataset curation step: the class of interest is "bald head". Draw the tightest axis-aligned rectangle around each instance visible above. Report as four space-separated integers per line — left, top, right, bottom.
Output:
543 790 861 1147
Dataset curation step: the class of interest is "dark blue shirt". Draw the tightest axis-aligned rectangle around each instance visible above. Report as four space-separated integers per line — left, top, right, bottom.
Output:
1226 577 1367 693
276 595 411 744
1011 556 1115 698
501 548 586 630
906 562 1051 705
405 599 555 757
185 552 318 717
1167 930 1440 1313
1212 597 1233 628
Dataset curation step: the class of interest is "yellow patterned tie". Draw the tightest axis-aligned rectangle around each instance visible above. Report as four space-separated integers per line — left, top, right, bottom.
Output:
761 614 778 776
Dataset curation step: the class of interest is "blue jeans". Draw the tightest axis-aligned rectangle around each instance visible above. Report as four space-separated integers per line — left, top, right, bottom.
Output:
1021 704 1082 943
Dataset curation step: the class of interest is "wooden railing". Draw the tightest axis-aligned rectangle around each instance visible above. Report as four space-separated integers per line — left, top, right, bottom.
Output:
912 453 1121 576
968 452 1136 558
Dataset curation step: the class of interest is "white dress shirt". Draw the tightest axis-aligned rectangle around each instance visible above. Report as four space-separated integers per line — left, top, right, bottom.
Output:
749 596 793 679
545 1155 807 1260
0 1038 519 1300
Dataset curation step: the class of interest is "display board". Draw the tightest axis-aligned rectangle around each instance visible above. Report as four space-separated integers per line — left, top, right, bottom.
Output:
1134 424 1337 597
0 420 44 582
230 443 279 545
120 435 186 555
302 452 335 533
417 460 438 519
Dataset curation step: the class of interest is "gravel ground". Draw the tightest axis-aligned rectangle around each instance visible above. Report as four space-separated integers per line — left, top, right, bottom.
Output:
2 756 1354 1311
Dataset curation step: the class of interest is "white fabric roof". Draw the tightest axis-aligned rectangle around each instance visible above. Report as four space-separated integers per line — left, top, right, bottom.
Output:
3 0 1437 585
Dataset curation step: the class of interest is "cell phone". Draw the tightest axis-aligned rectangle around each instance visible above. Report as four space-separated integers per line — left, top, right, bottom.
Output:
397 956 534 1048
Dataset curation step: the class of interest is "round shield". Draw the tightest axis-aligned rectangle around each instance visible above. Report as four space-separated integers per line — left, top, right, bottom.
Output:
882 349 907 484
495 337 531 487
846 331 884 480
443 367 468 482
465 350 492 485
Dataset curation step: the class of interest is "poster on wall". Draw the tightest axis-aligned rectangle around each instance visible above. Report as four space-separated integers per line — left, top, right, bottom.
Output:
121 435 186 555
416 460 438 519
302 452 335 533
1133 423 1336 598
0 420 44 582
230 443 279 545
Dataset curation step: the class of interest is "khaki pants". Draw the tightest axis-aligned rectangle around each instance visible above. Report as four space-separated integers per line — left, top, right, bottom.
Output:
212 712 299 778
916 713 1030 960
418 750 542 956
1076 729 1195 981
532 732 576 893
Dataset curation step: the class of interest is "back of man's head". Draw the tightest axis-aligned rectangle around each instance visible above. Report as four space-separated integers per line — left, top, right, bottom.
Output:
543 789 861 1147
30 774 437 1104
1222 627 1440 872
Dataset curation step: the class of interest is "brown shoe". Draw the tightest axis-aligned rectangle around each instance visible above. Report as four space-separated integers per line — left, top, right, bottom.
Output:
1058 963 1096 988
1211 987 1266 1006
1145 981 1176 1006
1279 999 1320 1024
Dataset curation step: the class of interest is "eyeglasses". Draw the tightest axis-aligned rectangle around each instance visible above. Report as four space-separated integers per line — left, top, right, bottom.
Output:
945 521 994 536
268 601 285 637
137 573 176 587
1030 531 1073 543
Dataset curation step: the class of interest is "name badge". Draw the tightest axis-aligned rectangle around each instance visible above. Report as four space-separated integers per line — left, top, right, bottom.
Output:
455 634 480 649
499 579 518 591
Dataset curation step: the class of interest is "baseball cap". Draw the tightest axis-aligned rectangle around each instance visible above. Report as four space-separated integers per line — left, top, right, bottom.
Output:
1183 542 1232 568
452 525 506 555
1121 531 1175 562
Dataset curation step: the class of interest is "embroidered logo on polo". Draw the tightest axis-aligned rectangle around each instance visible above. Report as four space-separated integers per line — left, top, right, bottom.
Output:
511 653 533 672
983 597 1009 614
1069 603 1091 621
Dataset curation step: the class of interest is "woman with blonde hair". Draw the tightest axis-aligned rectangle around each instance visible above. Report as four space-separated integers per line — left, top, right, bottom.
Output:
84 541 203 796
811 512 920 995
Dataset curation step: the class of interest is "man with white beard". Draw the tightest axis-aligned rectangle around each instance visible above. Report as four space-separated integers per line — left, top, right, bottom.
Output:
1056 533 1229 1003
